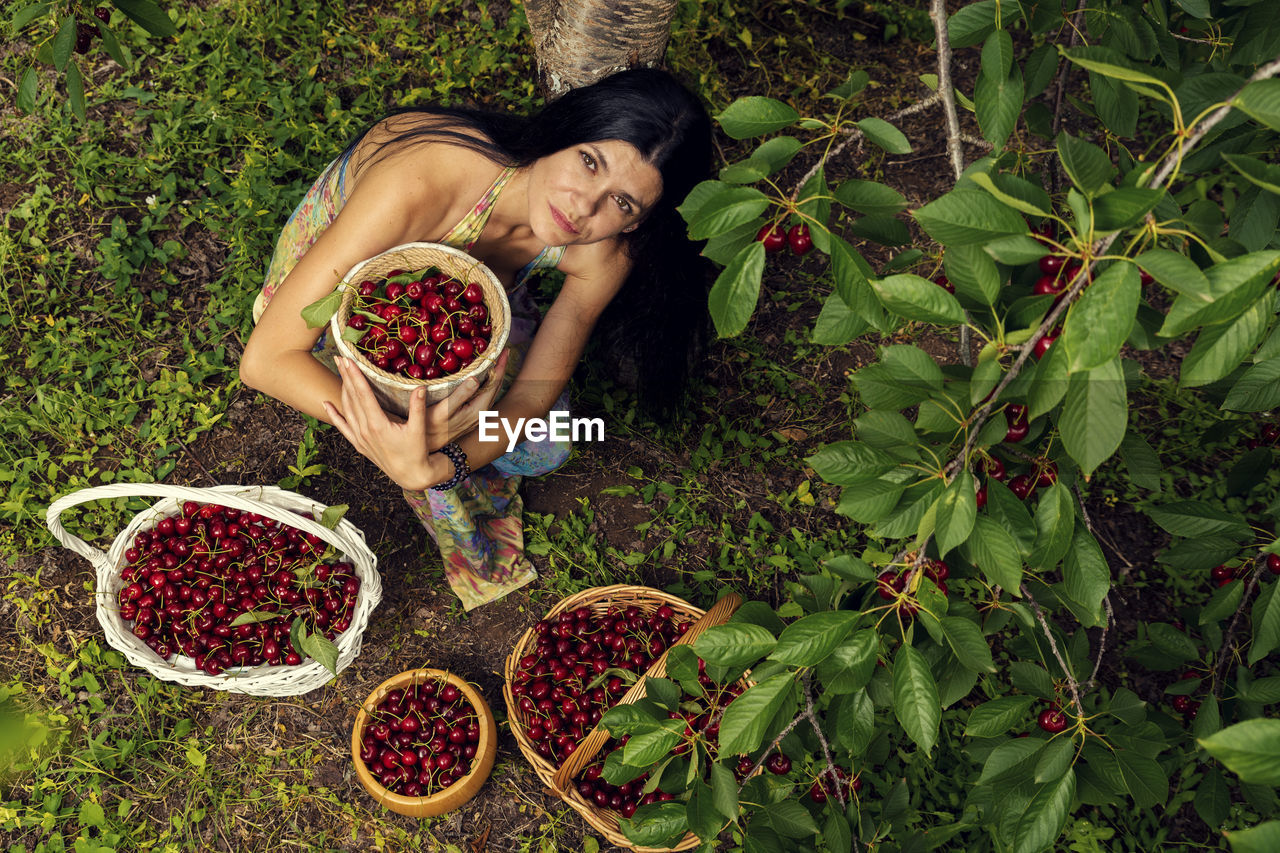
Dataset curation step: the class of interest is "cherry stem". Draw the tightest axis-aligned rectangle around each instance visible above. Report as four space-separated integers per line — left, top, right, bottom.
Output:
1019 584 1086 720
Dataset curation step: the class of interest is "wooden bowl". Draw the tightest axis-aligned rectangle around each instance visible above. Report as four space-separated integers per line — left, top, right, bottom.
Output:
351 668 497 817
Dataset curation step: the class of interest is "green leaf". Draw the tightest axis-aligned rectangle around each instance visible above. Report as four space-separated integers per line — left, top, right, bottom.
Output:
1146 502 1251 540
1063 47 1171 96
940 616 995 673
1035 737 1075 784
1028 336 1070 419
823 812 853 853
1224 357 1280 412
644 677 682 711
1062 528 1110 628
964 515 1024 590
1249 582 1280 667
827 69 870 100
763 800 820 838
623 722 684 767
16 65 38 113
694 623 777 668
980 738 1047 784
12 2 50 31
806 441 898 486
815 630 878 694
115 0 177 36
948 0 998 46
718 673 797 756
935 471 977 557
51 15 75 72
857 117 911 154
716 96 800 139
893 644 941 755
1134 249 1209 298
1060 262 1140 372
1181 296 1270 388
1224 153 1280 196
1028 482 1075 570
1158 537 1241 572
871 274 966 324
229 610 282 627
1195 766 1231 830
1235 79 1280 132
985 235 1051 265
96 19 128 66
1118 432 1161 492
620 802 690 849
1059 357 1127 477
688 186 770 240
980 29 1014 78
975 61 1023 148
812 291 869 346
1057 132 1114 198
66 61 85 122
708 241 766 339
769 611 858 666
709 761 739 821
687 782 724 846
1200 580 1244 626
969 172 1049 218
1226 822 1280 853
944 243 1002 305
298 628 339 677
318 504 348 529
913 189 1029 246
1092 188 1165 232
836 478 907 524
834 180 908 215
1012 772 1076 853
1115 749 1168 808
301 290 343 329
1159 250 1280 337
78 800 106 828
965 695 1037 737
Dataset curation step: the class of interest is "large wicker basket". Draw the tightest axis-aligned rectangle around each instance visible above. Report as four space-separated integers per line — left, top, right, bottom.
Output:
46 483 382 696
503 585 742 852
330 241 511 417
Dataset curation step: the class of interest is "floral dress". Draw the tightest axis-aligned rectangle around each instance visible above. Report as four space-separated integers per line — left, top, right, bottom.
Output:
254 152 570 610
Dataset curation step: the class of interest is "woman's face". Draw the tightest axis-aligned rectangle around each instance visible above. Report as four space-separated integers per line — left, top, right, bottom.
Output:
526 140 664 246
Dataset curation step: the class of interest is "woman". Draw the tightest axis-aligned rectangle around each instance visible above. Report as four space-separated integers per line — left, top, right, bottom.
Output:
240 68 713 610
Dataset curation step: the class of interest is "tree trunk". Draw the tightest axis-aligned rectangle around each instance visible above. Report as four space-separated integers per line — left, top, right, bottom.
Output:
522 0 679 97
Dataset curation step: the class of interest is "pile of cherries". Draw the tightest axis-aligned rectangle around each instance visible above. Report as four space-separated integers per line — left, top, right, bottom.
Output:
510 604 694 766
115 501 360 675
573 658 746 818
1244 422 1280 450
756 222 813 255
346 266 491 380
357 677 483 797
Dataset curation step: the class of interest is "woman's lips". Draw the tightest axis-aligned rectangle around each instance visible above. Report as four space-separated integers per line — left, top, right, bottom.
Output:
549 204 579 236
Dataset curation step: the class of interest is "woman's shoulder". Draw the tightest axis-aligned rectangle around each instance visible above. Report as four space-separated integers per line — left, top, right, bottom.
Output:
346 116 500 199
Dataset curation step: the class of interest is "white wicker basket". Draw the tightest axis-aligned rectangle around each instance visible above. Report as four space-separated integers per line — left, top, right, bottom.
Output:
46 483 382 696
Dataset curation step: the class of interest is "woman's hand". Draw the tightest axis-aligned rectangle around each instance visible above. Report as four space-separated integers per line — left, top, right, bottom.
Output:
322 353 506 490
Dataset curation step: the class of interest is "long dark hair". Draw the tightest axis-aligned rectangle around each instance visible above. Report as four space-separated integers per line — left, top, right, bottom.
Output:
344 68 714 418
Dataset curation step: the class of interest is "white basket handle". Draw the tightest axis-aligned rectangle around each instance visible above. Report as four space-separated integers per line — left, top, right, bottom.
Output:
46 483 368 572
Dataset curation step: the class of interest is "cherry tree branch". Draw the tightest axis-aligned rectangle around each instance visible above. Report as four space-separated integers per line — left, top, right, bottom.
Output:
1020 584 1085 717
1211 560 1266 699
929 0 965 181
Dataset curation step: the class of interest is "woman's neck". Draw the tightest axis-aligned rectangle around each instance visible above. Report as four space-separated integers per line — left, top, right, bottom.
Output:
483 166 537 244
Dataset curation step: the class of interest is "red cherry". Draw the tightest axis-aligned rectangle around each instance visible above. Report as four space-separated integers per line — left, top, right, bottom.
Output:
788 224 813 255
1035 461 1058 487
462 283 484 304
1038 255 1065 274
808 783 828 803
1004 421 1030 443
1171 695 1193 714
1008 474 1036 501
756 223 787 252
984 456 1006 481
766 753 792 775
94 6 111 23
450 339 474 360
1267 553 1280 575
1037 708 1068 733
975 483 988 509
1033 329 1060 360
1210 565 1234 582
934 275 955 294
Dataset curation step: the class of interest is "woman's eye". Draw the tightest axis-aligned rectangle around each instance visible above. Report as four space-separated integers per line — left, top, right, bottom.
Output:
581 151 596 170
614 196 632 214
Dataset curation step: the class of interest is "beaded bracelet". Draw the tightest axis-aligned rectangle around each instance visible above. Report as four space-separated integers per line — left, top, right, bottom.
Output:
430 442 470 491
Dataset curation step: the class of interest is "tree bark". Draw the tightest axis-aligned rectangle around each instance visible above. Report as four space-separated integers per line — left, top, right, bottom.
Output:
522 0 679 97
